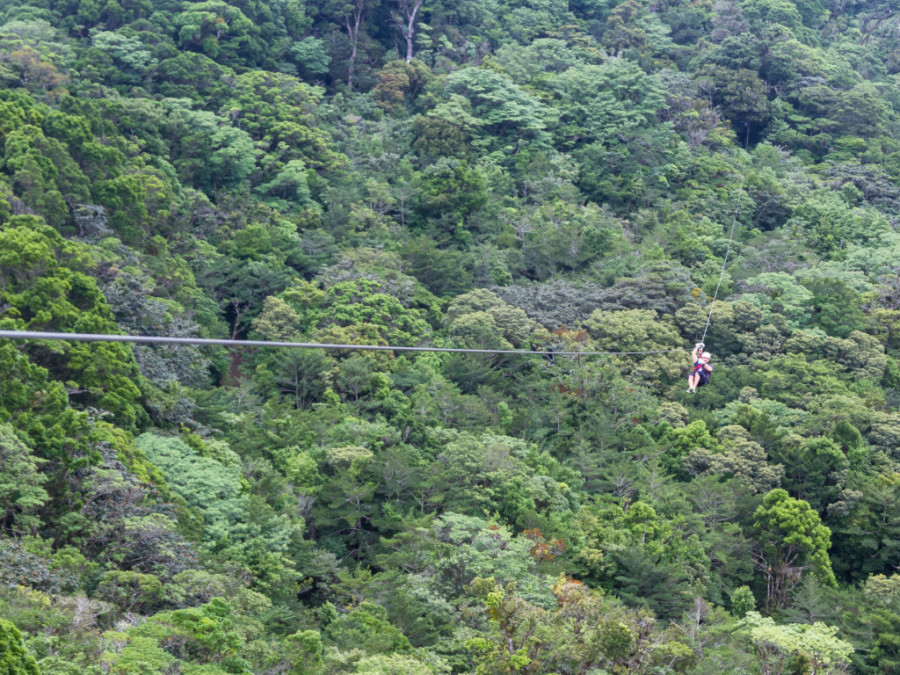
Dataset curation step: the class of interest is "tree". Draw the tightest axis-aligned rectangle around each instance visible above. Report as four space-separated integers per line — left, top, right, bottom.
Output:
96 570 167 614
315 278 433 347
444 289 543 350
738 611 853 675
394 0 425 63
354 653 443 674
139 598 248 668
414 158 487 236
101 635 176 675
0 424 48 534
611 545 696 620
440 68 550 152
90 31 156 83
373 59 433 112
251 296 302 341
552 60 666 151
323 601 412 655
517 201 616 279
312 445 379 560
833 83 890 138
257 349 330 407
0 619 40 675
100 598 250 673
697 66 770 144
290 37 330 80
752 489 835 611
135 433 302 595
0 219 143 425
740 0 803 35
684 424 785 494
173 0 260 65
602 0 649 55
829 473 900 582
312 0 373 90
582 308 684 388
400 236 473 296
803 277 867 338
465 579 550 674
791 190 890 259
731 586 755 618
284 630 324 674
464 575 694 674
778 436 848 513
3 121 88 227
255 159 313 209
208 126 258 191
858 574 900 673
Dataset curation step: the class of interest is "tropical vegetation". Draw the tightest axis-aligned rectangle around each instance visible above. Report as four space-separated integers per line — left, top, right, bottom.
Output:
1 0 899 672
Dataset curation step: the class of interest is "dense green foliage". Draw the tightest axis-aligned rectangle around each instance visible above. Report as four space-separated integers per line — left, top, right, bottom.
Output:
0 0 899 672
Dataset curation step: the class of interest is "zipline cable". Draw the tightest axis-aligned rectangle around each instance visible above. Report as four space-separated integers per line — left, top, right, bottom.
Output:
0 330 689 357
0 173 750 361
699 168 745 347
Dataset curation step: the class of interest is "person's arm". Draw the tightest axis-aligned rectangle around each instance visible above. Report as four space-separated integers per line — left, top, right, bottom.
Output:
703 363 714 372
691 344 702 361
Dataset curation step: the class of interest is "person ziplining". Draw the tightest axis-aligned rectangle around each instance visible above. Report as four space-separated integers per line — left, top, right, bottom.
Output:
684 163 744 394
687 342 713 393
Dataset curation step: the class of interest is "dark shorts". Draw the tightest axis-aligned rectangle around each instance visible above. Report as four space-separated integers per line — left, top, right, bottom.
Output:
697 369 710 386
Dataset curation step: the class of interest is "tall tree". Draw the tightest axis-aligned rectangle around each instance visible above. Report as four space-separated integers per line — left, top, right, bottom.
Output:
752 489 836 611
0 424 48 534
394 0 425 63
343 0 367 90
315 0 371 90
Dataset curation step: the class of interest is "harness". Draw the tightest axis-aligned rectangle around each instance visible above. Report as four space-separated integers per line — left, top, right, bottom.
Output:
693 360 712 385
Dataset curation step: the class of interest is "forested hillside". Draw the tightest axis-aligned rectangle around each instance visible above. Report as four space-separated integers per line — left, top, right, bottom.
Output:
0 0 899 672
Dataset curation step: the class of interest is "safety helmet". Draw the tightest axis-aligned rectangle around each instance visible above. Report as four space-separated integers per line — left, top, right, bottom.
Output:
701 351 711 359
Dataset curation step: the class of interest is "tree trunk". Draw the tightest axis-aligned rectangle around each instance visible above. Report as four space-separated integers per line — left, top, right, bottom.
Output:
396 0 425 62
343 0 365 91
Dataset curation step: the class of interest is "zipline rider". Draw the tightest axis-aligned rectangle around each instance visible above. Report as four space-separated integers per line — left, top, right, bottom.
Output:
687 342 713 393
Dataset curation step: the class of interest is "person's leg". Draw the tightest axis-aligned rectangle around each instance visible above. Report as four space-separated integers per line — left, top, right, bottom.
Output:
687 373 698 392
